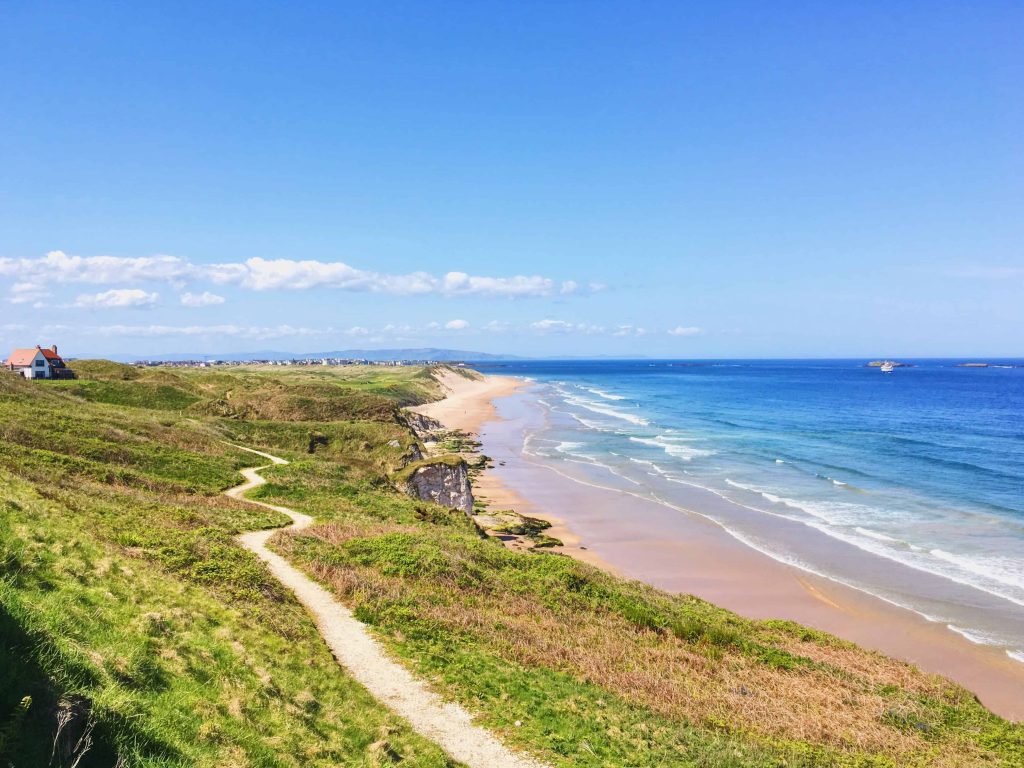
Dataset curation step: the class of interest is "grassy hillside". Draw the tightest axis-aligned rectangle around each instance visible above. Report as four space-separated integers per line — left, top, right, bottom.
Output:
56 360 442 421
1 364 1021 767
0 366 449 767
262 464 1022 768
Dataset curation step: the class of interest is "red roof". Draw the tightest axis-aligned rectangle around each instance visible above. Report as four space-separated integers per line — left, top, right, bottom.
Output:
6 347 63 367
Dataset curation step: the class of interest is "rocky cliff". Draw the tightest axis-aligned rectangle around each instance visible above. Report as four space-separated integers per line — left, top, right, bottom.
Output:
397 409 444 440
398 457 474 514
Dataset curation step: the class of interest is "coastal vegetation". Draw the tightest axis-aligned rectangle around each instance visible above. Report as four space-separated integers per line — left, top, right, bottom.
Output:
1 362 1021 766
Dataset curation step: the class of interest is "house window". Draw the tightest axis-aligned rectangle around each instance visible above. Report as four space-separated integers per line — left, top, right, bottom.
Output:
35 359 44 366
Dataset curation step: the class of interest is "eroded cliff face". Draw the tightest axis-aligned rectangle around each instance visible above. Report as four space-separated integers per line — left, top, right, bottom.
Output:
398 410 443 440
401 459 473 514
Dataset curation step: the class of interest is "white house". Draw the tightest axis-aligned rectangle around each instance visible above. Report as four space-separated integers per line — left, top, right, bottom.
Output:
5 345 74 380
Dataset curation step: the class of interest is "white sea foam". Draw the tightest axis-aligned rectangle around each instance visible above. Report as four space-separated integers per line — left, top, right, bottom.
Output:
630 435 713 460
561 456 642 486
618 465 1024 639
671 501 1020 642
823 537 1024 610
854 526 902 544
526 453 654 499
725 479 816 514
712 481 1024 602
554 441 585 454
713 479 1024 607
566 411 613 432
674 504 987 633
629 457 670 476
946 624 1004 647
585 386 626 401
1007 650 1024 664
930 549 1024 593
852 528 925 554
562 393 650 426
775 459 785 464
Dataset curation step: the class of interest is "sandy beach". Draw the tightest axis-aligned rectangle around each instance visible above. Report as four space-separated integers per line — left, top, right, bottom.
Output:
414 369 1024 721
410 371 613 572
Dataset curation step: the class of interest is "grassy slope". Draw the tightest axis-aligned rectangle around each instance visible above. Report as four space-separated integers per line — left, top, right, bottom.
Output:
0 366 452 767
1 363 1021 767
262 461 1023 768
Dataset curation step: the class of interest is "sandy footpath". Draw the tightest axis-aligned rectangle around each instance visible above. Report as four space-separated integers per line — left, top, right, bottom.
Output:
414 370 1024 721
228 444 548 768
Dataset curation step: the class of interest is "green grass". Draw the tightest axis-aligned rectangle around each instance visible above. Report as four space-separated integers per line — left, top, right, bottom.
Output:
262 457 1023 768
2 362 1022 767
52 379 202 411
0 474 455 767
64 359 446 423
207 363 444 407
0 366 456 767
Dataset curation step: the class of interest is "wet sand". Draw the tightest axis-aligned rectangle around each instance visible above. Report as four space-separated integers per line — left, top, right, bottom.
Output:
413 370 1024 720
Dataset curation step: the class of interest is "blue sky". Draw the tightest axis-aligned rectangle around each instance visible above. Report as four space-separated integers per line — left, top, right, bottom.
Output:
2 1 1022 358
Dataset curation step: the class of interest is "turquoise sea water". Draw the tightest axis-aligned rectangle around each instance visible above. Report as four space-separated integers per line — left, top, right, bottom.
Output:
474 359 1024 662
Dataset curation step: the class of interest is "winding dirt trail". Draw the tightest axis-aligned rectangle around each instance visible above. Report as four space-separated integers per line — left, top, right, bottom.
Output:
226 444 548 768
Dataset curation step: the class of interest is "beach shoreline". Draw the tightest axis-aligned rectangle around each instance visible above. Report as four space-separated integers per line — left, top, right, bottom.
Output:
409 371 616 573
412 369 1024 721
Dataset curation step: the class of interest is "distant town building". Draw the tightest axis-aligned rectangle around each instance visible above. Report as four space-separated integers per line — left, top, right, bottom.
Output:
5 345 75 380
130 356 441 369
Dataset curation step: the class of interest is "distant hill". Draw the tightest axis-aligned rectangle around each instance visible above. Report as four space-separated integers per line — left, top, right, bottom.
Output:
107 348 520 362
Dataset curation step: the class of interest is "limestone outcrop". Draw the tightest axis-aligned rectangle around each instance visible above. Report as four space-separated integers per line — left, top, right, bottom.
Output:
398 457 473 514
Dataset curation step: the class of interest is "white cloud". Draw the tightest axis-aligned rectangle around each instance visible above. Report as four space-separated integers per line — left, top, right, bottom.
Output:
7 282 48 306
207 259 562 297
438 271 556 298
530 319 604 335
444 319 470 330
74 289 159 309
86 324 328 339
180 291 225 308
483 320 511 332
668 326 703 336
0 250 194 285
613 325 647 337
1 251 593 299
206 257 407 292
345 326 370 336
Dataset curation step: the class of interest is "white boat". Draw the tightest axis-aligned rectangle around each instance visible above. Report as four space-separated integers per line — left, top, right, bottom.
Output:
880 361 895 373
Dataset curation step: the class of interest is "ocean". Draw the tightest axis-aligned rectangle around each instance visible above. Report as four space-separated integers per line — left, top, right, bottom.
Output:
472 359 1024 663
